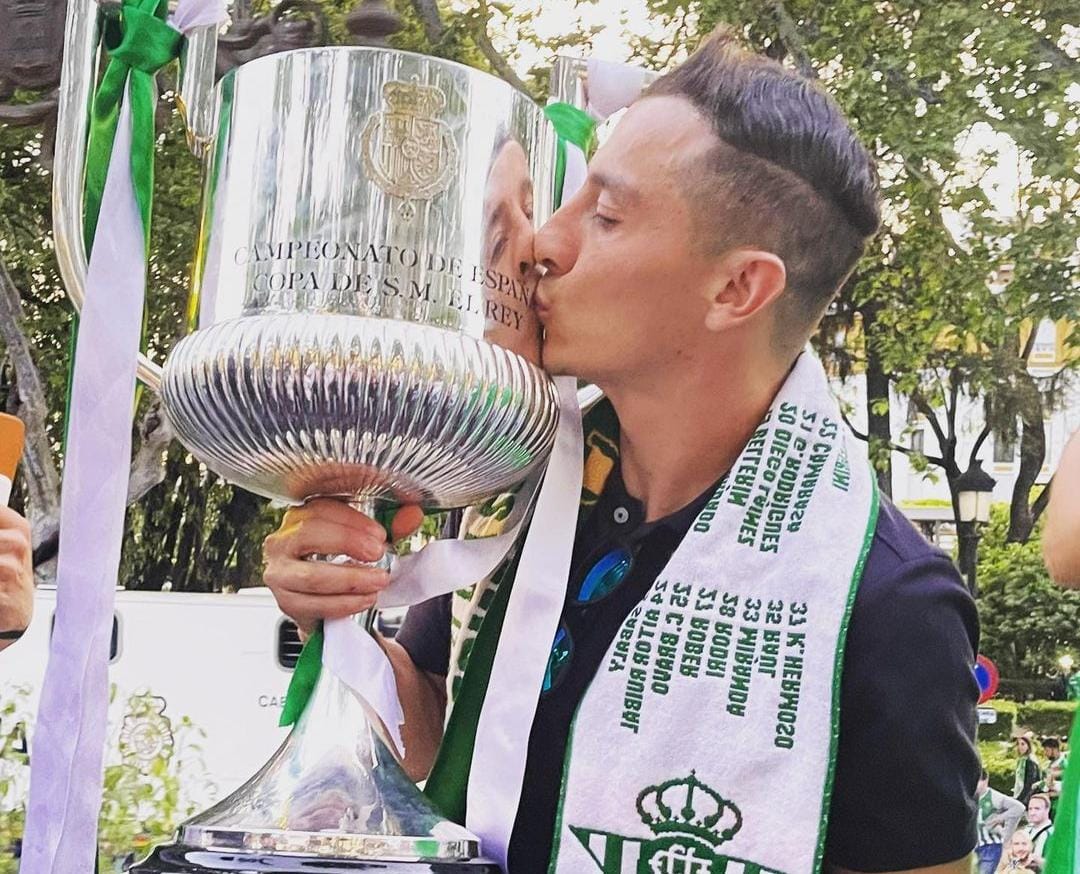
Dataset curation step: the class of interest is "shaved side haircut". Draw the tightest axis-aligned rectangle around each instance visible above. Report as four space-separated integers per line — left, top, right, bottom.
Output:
646 29 881 351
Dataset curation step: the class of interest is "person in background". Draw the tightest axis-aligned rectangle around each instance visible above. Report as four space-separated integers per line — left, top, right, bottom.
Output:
1036 737 1066 814
1014 732 1044 806
1022 793 1054 867
0 506 32 653
1044 430 1080 587
978 768 1028 874
995 830 1040 873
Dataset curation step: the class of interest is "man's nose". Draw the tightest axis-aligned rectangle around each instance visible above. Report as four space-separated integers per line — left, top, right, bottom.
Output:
533 205 579 278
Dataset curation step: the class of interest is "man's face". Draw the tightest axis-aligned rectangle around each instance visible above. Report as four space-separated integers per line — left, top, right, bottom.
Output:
1027 799 1049 825
533 96 725 385
1010 832 1032 860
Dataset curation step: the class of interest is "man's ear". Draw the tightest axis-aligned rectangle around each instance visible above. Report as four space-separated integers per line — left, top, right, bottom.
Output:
703 249 786 333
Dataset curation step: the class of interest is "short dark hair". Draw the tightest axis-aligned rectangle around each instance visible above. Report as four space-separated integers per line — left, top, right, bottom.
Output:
645 28 881 348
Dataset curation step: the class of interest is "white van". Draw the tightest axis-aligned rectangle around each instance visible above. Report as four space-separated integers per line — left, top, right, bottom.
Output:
2 587 303 812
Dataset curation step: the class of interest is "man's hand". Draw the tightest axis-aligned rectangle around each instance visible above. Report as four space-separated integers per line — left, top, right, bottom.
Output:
262 499 424 633
0 506 33 652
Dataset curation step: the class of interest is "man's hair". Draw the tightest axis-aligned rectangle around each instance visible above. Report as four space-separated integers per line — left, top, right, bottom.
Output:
1043 736 1061 749
645 28 881 350
1028 793 1051 810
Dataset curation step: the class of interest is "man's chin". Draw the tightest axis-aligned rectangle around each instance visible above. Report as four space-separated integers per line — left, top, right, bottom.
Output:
538 346 573 378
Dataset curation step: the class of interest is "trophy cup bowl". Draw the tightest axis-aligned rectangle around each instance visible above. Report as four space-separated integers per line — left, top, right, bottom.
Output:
72 45 561 871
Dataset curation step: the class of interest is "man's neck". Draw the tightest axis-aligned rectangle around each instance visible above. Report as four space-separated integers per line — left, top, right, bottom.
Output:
603 353 792 522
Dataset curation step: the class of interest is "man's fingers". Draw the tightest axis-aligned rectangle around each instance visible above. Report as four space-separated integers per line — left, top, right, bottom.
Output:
266 519 386 564
0 528 31 564
0 506 31 538
272 590 381 627
284 498 388 541
264 559 390 598
391 505 425 542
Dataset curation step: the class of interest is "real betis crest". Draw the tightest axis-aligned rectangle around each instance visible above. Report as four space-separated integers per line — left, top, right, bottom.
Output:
569 773 786 874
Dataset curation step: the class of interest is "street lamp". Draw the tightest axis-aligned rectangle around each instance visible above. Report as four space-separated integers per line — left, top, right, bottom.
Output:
955 460 997 594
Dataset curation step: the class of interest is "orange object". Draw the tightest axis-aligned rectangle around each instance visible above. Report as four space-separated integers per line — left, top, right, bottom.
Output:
0 413 25 481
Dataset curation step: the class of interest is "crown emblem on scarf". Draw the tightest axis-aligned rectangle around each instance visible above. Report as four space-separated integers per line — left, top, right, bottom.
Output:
635 772 743 847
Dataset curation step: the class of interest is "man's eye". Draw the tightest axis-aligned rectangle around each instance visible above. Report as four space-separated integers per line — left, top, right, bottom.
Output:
592 212 618 228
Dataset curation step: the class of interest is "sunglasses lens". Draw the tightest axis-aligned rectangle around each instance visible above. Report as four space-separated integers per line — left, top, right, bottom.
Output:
577 546 633 603
543 625 573 693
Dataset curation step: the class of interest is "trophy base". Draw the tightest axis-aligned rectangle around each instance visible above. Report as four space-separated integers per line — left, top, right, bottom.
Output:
129 843 502 873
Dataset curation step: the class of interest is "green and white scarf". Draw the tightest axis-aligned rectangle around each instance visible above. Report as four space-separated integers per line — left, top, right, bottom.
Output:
427 351 878 873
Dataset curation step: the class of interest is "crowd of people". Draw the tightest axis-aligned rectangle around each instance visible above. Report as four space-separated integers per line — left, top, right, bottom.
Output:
976 733 1070 872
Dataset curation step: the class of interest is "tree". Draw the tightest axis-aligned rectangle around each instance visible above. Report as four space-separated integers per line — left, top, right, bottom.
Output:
631 1 1079 543
976 505 1080 680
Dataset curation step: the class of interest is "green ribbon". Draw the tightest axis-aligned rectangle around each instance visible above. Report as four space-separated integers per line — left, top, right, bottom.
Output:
280 628 324 727
543 103 597 207
1044 709 1080 873
62 0 182 449
84 0 182 249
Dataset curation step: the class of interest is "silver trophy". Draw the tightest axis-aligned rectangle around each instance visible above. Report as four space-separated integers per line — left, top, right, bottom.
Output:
53 5 569 870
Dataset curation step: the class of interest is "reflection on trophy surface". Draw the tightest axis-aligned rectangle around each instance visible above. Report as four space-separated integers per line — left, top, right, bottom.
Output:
480 129 543 366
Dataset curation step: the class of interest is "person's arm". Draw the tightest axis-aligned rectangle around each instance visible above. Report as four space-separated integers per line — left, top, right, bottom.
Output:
996 790 1026 839
0 505 33 652
1044 430 1080 587
823 529 980 872
379 635 447 781
262 499 446 778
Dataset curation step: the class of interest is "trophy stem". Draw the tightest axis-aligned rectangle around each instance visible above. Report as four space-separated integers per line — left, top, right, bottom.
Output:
138 494 485 865
171 664 479 860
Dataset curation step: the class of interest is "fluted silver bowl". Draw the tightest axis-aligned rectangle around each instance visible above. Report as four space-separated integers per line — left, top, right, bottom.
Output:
161 314 558 508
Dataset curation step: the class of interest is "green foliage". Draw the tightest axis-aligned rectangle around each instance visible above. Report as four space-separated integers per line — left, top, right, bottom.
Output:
980 698 1018 742
976 505 1080 679
979 739 1017 794
1016 700 1079 740
0 687 209 872
0 687 31 871
637 1 1079 527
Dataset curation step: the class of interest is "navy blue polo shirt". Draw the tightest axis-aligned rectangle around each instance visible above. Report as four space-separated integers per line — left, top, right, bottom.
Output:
398 465 980 872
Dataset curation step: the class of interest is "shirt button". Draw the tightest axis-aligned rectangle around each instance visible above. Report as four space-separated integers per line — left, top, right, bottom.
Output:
613 506 630 524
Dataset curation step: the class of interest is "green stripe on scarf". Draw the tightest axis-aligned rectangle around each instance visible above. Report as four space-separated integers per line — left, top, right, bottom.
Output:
1044 709 1080 873
425 550 523 820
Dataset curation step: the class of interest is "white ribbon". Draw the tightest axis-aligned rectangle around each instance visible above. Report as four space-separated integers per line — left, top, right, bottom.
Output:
21 5 226 872
465 377 583 867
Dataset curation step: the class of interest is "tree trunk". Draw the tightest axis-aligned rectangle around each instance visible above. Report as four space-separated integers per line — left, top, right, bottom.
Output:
862 302 893 498
0 256 62 543
1007 370 1046 543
